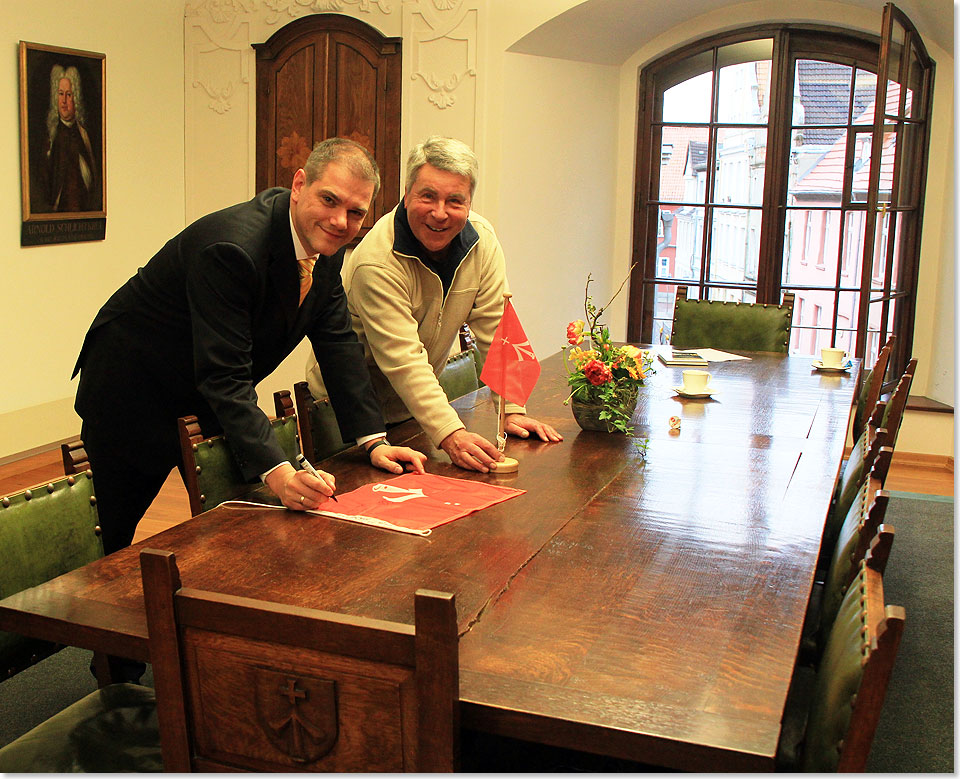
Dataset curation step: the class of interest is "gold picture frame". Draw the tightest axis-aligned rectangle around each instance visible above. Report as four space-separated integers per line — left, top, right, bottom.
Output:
19 41 106 245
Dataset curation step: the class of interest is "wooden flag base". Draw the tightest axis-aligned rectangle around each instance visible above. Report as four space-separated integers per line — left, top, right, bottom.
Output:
490 456 519 473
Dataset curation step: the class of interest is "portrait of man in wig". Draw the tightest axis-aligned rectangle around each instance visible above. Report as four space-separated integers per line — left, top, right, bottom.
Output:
43 63 101 212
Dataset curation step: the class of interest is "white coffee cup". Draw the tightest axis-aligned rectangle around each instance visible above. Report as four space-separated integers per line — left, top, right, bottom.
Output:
682 369 712 393
821 347 846 368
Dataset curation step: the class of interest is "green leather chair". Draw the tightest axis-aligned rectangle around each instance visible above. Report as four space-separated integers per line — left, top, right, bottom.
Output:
0 683 161 771
0 472 104 681
818 506 893 653
825 358 916 551
870 358 917 459
799 554 904 771
292 381 353 465
178 391 301 515
670 286 795 353
798 485 892 666
851 336 895 444
778 548 904 771
823 429 887 561
438 348 480 401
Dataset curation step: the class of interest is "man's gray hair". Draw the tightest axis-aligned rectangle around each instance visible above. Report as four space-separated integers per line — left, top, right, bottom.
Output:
304 137 381 198
405 136 478 197
46 65 85 141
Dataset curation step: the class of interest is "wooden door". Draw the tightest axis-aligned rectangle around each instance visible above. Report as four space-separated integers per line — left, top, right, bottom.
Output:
253 14 401 241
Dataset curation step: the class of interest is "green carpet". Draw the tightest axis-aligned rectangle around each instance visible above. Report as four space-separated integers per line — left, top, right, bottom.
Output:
865 492 954 772
0 650 154 749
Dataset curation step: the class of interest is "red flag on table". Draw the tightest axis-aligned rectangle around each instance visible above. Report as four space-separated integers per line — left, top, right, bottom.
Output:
313 473 525 535
479 299 541 406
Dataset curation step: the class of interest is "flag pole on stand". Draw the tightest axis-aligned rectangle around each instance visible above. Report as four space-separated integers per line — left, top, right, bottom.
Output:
479 292 542 474
493 295 518 473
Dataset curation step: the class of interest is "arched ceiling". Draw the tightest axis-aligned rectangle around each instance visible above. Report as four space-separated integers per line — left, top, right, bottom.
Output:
506 0 953 65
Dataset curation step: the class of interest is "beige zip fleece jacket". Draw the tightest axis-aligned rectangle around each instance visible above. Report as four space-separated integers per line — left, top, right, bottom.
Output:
306 206 524 448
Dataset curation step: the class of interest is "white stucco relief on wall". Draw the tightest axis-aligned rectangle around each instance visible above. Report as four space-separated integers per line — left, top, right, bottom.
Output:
405 0 476 111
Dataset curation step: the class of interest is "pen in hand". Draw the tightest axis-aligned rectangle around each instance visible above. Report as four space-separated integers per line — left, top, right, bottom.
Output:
295 453 338 502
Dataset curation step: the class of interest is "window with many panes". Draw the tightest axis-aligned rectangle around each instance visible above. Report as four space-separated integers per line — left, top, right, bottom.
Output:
628 6 933 382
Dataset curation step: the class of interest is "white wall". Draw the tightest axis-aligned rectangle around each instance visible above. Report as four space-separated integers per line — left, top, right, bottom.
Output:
0 0 185 459
493 53 620 361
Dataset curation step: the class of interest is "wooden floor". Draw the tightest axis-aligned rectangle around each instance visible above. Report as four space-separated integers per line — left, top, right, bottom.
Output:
0 446 953 543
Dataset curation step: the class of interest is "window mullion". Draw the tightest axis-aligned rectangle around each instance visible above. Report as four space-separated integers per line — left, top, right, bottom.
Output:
756 28 792 303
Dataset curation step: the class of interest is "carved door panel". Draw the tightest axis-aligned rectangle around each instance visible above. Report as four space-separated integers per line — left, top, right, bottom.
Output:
254 14 401 240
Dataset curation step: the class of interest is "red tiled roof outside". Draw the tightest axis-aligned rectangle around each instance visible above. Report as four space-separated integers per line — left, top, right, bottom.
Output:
793 85 903 196
659 126 708 201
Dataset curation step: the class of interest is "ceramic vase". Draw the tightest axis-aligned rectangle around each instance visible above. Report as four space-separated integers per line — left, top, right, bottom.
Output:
570 389 639 433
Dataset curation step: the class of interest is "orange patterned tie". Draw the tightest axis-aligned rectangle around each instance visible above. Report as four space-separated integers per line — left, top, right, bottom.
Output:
298 256 316 305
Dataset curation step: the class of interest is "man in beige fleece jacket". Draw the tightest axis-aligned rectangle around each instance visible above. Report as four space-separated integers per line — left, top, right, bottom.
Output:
307 136 561 472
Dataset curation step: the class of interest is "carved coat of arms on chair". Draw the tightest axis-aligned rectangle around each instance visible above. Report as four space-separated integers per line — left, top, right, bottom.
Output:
255 670 338 764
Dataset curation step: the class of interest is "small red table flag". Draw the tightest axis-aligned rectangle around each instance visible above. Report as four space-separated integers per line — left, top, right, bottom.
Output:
480 298 541 406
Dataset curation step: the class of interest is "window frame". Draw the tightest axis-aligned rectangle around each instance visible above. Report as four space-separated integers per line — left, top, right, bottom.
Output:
627 15 933 382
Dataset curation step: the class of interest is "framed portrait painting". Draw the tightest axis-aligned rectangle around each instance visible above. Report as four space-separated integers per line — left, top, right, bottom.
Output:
19 41 106 246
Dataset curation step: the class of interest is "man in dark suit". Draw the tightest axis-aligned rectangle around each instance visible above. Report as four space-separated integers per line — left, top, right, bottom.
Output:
73 137 426 557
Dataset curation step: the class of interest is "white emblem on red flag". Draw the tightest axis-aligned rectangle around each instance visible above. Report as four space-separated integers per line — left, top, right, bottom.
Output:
372 484 427 503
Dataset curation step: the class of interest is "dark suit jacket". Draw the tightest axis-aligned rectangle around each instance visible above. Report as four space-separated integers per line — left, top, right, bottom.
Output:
73 187 385 480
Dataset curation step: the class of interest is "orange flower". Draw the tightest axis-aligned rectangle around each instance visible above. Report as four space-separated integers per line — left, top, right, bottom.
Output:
570 348 598 366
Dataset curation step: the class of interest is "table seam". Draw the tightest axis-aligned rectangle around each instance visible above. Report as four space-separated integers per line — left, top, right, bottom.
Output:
459 469 629 638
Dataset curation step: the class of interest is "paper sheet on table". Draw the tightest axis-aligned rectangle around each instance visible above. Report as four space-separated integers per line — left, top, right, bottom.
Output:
695 348 752 362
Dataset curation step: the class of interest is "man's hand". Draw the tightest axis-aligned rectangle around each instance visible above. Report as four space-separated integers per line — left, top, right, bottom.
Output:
439 429 504 473
504 413 564 443
264 462 336 511
368 444 428 475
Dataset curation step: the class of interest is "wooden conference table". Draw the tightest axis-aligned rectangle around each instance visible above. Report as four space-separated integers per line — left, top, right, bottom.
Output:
0 349 858 771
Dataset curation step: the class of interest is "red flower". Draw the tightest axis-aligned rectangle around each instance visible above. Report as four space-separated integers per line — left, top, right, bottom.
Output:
566 319 585 345
583 359 613 386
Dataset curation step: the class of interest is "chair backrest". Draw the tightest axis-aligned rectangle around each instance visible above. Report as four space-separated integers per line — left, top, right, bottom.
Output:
869 358 917 454
852 336 895 443
60 439 89 475
140 548 459 772
825 428 887 555
0 472 104 680
292 381 352 465
819 495 893 651
801 549 905 771
670 286 795 353
459 324 484 385
178 404 300 516
438 349 480 401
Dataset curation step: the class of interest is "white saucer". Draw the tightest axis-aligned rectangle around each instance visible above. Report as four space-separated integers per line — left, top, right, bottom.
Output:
673 386 718 398
812 360 853 373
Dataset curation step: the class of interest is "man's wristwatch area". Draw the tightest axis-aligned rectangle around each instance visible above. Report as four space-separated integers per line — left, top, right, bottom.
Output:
366 438 389 455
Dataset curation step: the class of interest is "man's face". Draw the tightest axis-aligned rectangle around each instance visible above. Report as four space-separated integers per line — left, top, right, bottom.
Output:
57 77 76 123
290 161 374 257
403 163 472 256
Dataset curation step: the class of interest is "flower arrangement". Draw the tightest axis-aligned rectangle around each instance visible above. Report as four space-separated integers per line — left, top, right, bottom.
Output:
563 267 654 434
